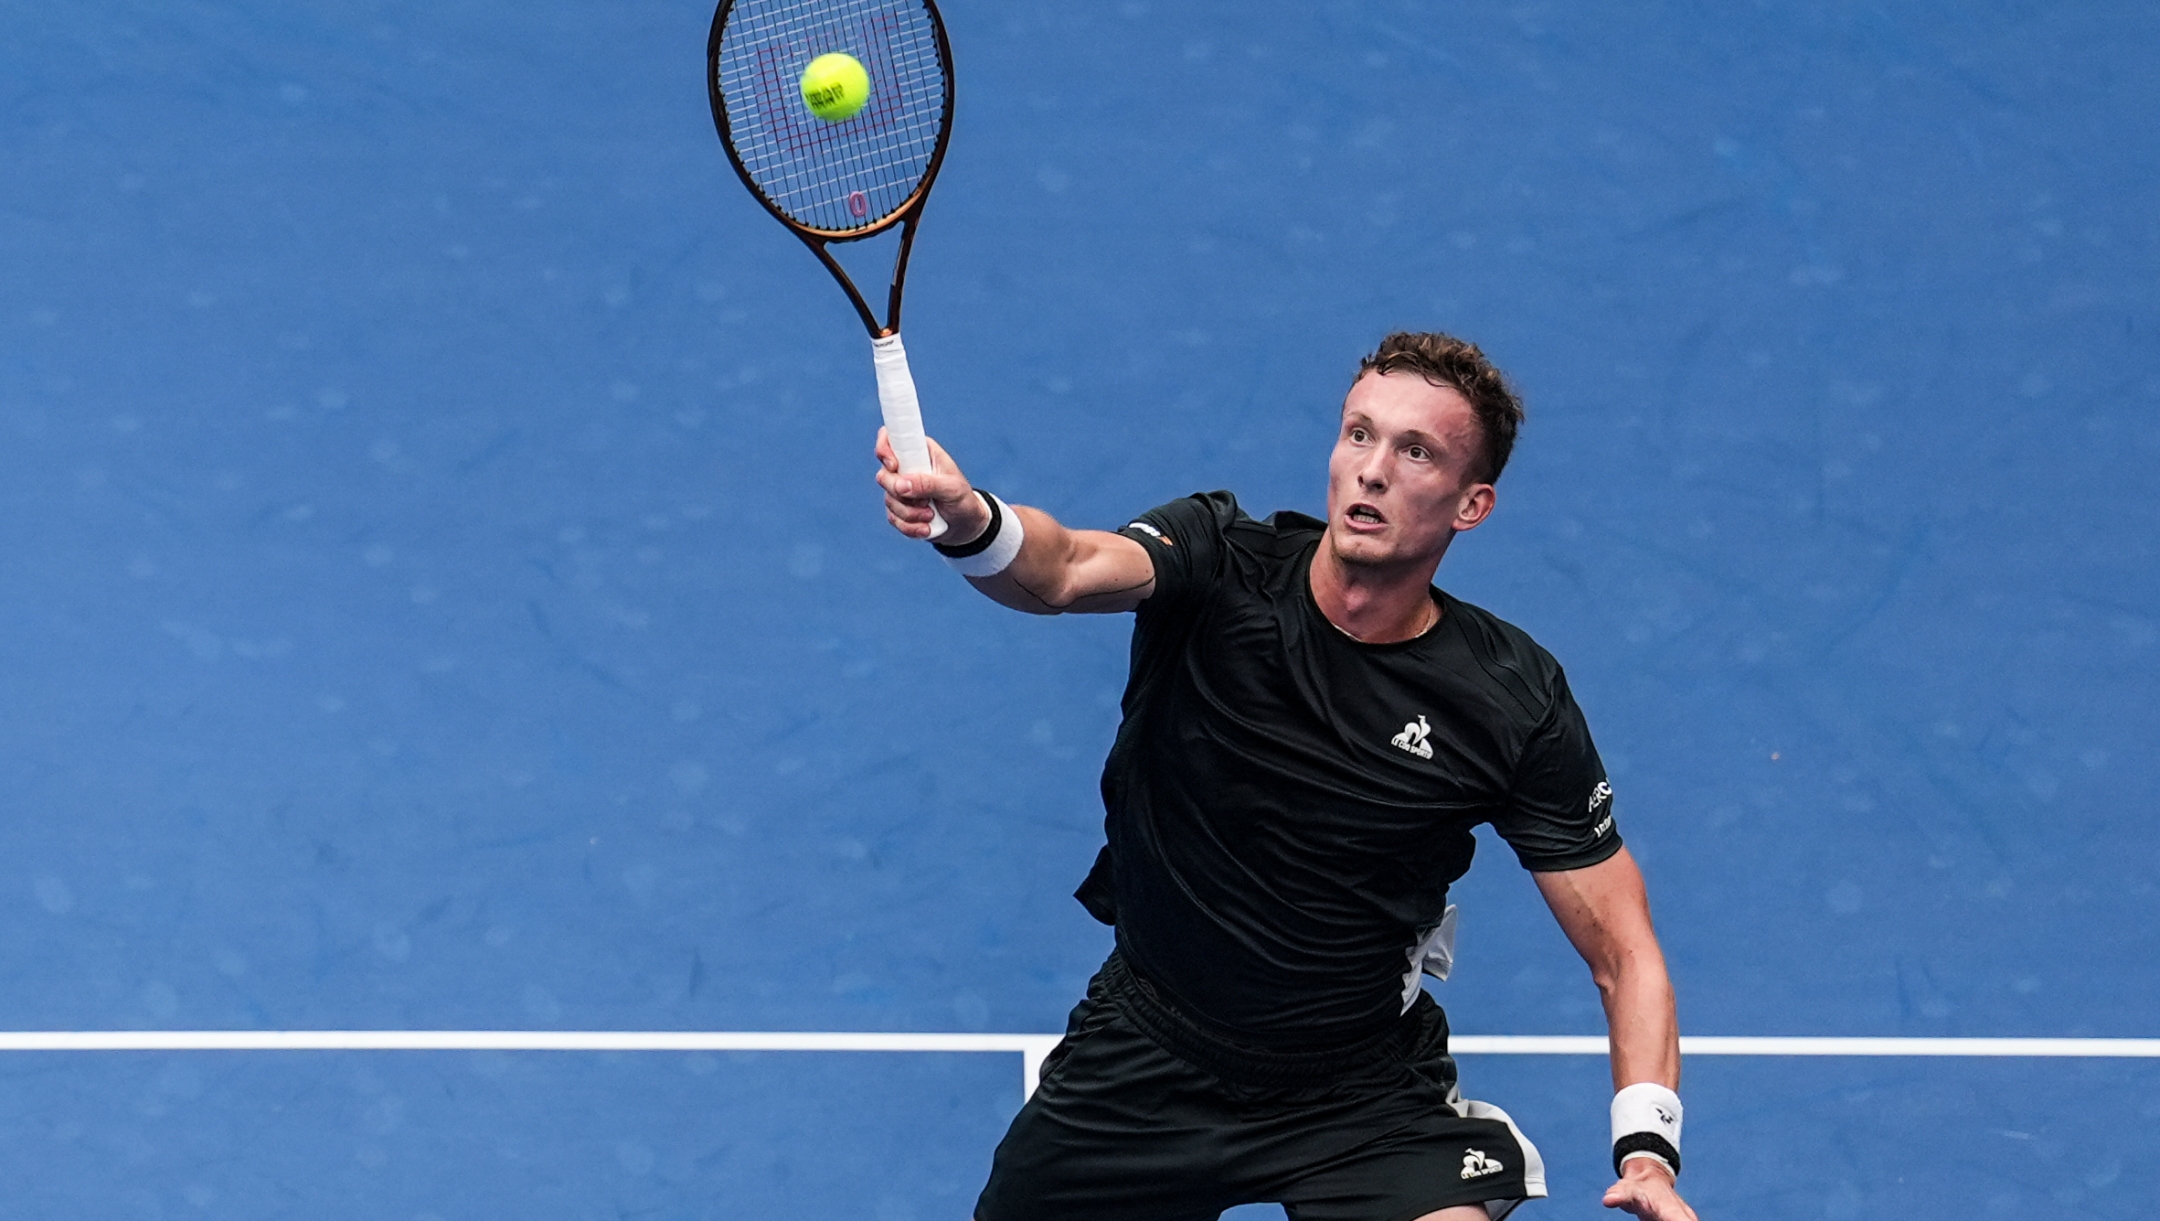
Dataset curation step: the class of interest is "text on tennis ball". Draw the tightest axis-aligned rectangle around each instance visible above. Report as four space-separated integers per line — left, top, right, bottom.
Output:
800 53 870 123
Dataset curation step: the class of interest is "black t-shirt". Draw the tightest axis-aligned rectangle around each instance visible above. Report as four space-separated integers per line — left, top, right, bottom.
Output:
1076 491 1621 1046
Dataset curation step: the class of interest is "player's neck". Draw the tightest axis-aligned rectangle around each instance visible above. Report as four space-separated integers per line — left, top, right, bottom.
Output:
1309 544 1443 644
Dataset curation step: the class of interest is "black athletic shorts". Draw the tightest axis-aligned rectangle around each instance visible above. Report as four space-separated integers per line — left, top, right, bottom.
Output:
975 951 1547 1221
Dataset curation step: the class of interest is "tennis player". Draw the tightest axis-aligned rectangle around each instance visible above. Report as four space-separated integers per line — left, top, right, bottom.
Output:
875 332 1699 1221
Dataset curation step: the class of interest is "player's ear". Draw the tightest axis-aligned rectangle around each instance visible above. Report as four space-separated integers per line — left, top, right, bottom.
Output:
1453 483 1496 532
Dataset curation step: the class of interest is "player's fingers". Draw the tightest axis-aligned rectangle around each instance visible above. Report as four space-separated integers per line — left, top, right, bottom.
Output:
878 427 961 487
878 483 944 536
885 504 933 539
882 485 934 521
1600 1180 1695 1221
876 463 943 503
890 468 970 506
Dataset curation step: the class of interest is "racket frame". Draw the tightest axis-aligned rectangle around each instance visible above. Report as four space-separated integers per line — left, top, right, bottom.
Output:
705 0 956 340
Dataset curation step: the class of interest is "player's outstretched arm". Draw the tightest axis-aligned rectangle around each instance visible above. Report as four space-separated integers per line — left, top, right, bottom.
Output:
875 429 1156 615
1534 848 1700 1221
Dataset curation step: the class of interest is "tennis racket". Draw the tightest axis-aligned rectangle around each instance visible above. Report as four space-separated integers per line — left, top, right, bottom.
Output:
707 0 957 537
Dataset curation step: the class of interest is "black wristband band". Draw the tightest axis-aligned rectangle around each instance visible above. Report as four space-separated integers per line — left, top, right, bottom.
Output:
1612 1132 1681 1178
932 490 1000 558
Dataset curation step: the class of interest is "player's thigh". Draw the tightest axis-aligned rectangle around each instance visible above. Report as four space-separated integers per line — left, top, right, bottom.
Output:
976 1008 1244 1221
1278 1103 1540 1221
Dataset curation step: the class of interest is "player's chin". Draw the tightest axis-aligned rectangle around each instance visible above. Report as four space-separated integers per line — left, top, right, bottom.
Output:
1326 527 1394 567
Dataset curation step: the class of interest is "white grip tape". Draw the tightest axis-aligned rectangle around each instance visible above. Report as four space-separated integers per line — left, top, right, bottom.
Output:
871 333 946 540
1611 1082 1683 1170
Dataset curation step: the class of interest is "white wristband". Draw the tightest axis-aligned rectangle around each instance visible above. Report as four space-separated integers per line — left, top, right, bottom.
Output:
1611 1082 1683 1176
936 492 1024 578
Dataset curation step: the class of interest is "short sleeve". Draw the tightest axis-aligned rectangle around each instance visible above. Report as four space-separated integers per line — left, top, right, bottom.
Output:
1490 669 1623 872
1116 490 1240 622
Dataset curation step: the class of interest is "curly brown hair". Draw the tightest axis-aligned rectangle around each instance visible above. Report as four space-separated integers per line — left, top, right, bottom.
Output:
1353 332 1524 484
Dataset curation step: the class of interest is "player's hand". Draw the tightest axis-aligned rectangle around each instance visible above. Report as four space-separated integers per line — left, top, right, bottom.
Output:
1602 1158 1698 1221
875 428 990 543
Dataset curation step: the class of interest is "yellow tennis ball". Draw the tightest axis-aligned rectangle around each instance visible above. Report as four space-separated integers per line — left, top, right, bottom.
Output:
801 53 870 123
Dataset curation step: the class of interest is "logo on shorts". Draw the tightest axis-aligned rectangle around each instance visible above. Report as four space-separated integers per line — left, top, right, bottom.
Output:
1460 1149 1505 1179
1390 715 1433 760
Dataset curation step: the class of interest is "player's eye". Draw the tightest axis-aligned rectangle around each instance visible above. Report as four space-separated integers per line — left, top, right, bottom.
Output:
1347 426 1371 444
1405 445 1430 462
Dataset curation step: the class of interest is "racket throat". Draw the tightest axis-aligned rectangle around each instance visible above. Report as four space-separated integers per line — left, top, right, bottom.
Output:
798 216 921 339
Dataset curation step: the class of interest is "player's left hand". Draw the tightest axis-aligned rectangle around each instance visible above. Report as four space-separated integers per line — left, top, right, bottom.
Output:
1602 1158 1698 1220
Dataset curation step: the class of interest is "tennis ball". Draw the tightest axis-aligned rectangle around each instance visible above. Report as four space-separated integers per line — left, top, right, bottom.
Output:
801 53 870 123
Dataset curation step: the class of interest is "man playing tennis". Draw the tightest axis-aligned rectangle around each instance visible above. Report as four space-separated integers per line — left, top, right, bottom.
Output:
875 332 1699 1221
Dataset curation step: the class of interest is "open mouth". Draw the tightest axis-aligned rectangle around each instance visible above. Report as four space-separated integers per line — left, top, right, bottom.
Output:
1346 504 1385 527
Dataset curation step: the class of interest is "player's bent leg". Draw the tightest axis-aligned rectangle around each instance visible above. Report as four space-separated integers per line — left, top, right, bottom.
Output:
976 958 1256 1221
1274 1081 1546 1221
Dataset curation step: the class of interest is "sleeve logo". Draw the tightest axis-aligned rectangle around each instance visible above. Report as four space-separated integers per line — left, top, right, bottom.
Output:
1124 521 1173 545
1589 779 1615 837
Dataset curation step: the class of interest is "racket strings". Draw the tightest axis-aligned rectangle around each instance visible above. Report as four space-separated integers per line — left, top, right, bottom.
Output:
717 0 947 234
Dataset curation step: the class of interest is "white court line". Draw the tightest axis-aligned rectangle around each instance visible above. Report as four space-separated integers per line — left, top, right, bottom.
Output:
0 1032 1054 1054
5 1031 2155 1055
1458 1035 2160 1057
4 1032 2157 1098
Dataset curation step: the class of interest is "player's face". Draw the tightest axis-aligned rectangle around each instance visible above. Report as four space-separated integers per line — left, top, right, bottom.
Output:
1325 372 1496 569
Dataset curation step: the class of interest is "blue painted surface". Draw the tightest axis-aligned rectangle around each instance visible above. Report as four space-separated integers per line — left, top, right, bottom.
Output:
2 0 2156 1216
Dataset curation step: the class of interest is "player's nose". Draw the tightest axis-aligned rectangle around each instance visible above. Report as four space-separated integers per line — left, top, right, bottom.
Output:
1355 452 1389 489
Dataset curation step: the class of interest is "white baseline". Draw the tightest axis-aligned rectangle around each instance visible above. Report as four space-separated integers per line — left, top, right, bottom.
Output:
3 1032 2155 1099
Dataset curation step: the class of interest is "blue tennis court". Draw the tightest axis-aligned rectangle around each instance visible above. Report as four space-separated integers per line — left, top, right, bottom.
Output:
2 1 2155 1217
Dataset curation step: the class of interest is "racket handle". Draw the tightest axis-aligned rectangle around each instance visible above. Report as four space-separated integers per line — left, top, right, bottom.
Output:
871 333 947 540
